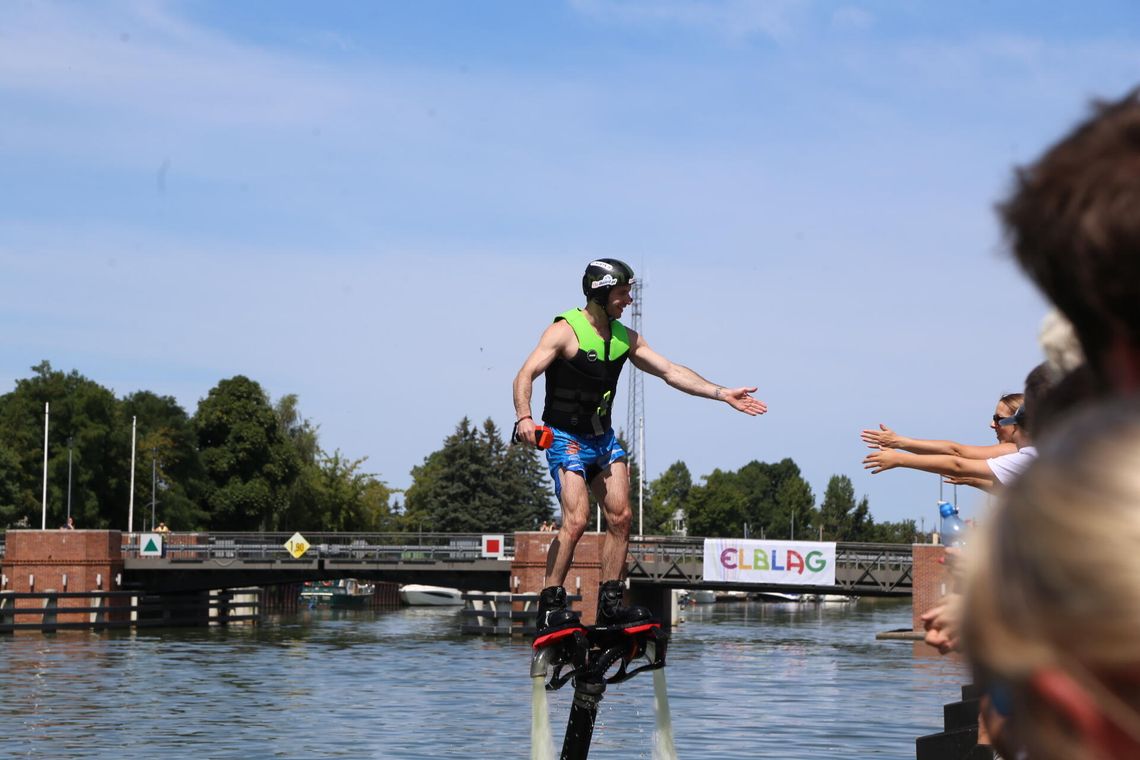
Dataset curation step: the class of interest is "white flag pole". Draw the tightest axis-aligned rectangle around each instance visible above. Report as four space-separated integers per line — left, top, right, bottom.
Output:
41 402 49 530
128 416 137 534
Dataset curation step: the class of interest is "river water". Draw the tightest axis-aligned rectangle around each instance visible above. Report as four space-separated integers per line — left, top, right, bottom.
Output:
1 598 965 759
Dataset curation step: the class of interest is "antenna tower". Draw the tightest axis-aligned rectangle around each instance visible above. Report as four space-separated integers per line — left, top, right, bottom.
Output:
626 275 645 492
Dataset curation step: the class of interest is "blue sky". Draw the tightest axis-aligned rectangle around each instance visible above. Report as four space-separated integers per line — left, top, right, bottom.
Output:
2 1 1138 529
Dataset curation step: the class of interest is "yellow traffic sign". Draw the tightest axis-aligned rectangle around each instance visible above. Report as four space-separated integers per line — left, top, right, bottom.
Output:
284 532 310 559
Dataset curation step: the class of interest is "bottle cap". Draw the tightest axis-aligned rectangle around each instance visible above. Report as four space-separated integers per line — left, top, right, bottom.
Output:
938 501 956 518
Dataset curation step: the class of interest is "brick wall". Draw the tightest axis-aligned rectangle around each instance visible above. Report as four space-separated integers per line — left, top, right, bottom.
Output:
2 530 125 624
912 543 953 632
512 531 605 625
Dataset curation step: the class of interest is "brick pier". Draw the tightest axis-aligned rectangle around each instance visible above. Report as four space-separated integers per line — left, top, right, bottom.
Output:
1 530 127 626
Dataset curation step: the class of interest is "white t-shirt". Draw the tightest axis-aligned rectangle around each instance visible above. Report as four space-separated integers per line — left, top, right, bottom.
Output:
987 446 1038 485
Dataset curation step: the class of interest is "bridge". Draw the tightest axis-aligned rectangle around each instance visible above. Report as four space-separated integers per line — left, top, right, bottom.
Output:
100 532 913 597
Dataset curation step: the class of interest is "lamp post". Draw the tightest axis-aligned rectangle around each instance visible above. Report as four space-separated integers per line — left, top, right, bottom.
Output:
150 448 157 531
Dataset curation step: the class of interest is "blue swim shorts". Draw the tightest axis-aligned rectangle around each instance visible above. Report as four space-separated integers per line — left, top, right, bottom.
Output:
545 426 627 499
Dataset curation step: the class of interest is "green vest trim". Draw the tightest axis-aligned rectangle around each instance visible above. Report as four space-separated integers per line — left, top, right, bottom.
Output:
557 308 630 362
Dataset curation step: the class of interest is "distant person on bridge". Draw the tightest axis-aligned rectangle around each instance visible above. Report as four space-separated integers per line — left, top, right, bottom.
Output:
513 258 767 645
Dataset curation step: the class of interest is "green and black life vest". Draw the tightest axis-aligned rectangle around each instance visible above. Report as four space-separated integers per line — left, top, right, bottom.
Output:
543 308 630 436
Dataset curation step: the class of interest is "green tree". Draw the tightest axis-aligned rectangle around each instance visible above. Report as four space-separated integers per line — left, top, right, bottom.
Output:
775 475 817 539
121 390 208 531
495 428 555 530
686 458 816 539
404 417 494 532
819 474 875 540
193 376 300 530
273 394 325 529
0 442 24 528
404 417 553 533
645 460 691 535
868 518 919 544
0 362 130 529
686 468 750 537
313 450 396 532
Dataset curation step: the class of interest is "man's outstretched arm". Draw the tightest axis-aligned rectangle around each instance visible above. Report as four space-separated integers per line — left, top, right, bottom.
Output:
627 330 767 416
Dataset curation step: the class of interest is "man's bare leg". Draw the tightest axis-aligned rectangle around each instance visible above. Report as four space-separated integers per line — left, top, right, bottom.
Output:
545 469 591 587
591 460 632 581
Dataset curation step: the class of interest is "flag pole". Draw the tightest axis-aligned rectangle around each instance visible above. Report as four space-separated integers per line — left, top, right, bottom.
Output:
41 402 49 530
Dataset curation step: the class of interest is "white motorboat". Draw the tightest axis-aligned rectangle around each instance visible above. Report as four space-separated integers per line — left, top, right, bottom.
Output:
811 594 859 603
751 591 804 603
399 584 464 606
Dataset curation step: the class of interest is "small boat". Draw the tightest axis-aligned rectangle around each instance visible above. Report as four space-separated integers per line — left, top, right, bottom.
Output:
400 584 464 606
686 589 716 605
751 591 804 603
811 594 859 604
300 578 375 608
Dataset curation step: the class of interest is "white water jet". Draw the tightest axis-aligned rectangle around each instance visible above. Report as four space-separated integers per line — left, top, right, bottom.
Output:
652 654 678 760
531 676 556 760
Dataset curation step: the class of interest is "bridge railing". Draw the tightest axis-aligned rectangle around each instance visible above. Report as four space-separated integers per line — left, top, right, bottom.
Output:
628 536 914 562
122 532 514 562
626 536 914 594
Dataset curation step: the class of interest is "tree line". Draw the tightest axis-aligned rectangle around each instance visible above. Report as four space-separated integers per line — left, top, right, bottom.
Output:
0 362 397 532
0 362 916 542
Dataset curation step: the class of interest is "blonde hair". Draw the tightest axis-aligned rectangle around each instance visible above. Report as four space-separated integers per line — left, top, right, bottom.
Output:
962 398 1140 758
998 392 1024 415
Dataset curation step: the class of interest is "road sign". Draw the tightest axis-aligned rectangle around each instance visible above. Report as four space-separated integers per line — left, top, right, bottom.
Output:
482 534 504 559
140 533 163 557
284 532 310 559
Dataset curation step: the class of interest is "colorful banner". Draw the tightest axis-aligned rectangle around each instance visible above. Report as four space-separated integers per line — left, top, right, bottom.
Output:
703 539 836 586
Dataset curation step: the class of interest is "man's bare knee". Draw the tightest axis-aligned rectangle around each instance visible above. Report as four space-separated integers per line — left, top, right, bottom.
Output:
606 508 631 536
560 515 588 542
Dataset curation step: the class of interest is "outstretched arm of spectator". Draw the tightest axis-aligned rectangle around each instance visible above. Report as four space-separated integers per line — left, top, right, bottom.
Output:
862 449 994 479
942 474 996 492
861 423 1016 459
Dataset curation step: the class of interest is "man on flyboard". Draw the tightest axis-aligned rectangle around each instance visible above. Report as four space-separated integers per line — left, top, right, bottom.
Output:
513 258 768 646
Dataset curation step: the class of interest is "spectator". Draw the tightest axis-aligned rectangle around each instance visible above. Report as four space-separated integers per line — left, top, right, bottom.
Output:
860 392 1022 492
863 364 1056 488
961 398 1140 760
1001 88 1140 399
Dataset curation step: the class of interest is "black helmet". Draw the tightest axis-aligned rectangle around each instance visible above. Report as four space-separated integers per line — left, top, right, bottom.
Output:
582 259 635 306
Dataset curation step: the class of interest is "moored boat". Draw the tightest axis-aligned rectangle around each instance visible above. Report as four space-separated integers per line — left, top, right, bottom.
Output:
400 584 464 606
750 591 804 603
300 578 375 608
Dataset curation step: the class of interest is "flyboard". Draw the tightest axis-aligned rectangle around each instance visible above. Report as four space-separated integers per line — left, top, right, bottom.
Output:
530 612 672 759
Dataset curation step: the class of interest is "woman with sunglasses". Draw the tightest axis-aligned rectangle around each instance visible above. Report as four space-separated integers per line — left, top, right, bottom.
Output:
861 393 1023 491
863 365 1055 488
961 398 1140 760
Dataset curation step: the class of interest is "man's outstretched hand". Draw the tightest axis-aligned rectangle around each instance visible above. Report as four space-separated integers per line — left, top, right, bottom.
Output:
723 387 767 416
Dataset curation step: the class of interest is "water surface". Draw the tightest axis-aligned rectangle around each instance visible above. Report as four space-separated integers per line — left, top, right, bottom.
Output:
1 598 966 759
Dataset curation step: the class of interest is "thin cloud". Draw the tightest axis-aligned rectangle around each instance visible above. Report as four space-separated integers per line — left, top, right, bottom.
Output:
568 0 809 43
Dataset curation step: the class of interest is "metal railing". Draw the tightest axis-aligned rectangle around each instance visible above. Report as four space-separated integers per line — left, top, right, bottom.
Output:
626 537 914 595
121 532 514 562
0 588 261 633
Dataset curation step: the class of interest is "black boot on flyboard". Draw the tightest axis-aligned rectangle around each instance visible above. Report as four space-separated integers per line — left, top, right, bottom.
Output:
532 585 588 690
595 579 653 631
534 585 586 648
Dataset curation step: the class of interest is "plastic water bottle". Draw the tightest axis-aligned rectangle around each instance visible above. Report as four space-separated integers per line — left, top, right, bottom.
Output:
938 501 966 547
